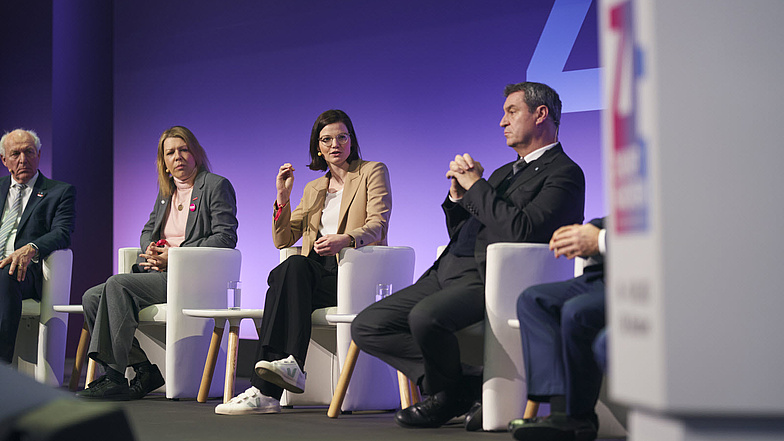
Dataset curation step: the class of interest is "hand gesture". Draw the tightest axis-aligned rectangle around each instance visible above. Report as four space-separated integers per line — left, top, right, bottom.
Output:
549 223 601 259
313 234 352 256
276 163 295 207
445 154 484 199
139 243 170 271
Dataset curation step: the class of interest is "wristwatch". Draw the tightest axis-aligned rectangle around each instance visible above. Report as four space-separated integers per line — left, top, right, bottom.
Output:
348 235 356 248
27 242 40 263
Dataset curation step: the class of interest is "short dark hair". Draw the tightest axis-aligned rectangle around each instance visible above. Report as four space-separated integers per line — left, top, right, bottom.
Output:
503 82 562 128
308 109 362 171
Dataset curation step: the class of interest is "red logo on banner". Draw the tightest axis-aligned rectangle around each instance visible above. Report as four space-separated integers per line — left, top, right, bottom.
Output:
609 1 648 234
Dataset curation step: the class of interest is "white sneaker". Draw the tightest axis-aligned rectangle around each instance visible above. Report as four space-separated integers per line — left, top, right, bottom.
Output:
215 386 281 415
255 355 306 394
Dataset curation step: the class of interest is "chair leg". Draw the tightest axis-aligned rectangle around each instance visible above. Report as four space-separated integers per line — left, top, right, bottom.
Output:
327 340 360 418
223 324 240 404
197 324 224 403
523 400 540 419
397 371 412 409
85 359 97 388
69 323 90 391
408 377 421 405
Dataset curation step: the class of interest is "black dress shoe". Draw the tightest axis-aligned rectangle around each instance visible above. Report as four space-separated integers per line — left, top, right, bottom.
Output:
509 413 597 441
129 364 165 400
76 375 131 401
395 392 473 428
464 401 482 431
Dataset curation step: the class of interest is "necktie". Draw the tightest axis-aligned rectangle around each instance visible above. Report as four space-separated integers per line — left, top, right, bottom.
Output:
0 184 27 258
512 157 527 175
497 159 528 196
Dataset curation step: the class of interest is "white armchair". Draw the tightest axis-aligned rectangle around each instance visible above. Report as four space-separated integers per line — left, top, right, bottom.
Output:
13 249 73 386
482 243 576 431
278 245 415 412
118 246 241 399
495 245 626 437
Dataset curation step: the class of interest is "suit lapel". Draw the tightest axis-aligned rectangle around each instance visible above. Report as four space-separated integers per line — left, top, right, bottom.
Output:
307 176 328 235
338 160 361 232
183 171 205 242
505 144 562 194
18 174 47 232
152 194 170 241
488 162 515 189
0 177 10 213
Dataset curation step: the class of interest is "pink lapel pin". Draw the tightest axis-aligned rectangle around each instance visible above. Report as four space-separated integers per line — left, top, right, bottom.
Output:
189 203 196 212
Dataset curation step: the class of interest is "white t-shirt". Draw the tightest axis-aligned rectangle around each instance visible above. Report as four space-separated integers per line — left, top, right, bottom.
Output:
319 189 343 236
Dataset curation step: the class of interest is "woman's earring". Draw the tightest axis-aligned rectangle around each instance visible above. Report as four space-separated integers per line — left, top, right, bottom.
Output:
317 151 322 156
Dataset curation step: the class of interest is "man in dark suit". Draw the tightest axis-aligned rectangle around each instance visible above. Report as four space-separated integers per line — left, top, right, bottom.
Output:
509 218 606 441
352 82 585 428
0 129 76 363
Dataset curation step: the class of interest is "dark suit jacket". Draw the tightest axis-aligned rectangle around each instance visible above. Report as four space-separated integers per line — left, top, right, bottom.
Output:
139 170 238 251
584 217 606 279
0 172 76 296
442 143 585 280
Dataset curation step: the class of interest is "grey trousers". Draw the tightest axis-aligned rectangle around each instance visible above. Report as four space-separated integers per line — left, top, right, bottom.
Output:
82 272 167 372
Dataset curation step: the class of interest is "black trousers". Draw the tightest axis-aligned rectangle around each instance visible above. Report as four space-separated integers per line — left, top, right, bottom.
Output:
351 252 484 396
517 274 605 417
250 252 337 399
0 270 39 363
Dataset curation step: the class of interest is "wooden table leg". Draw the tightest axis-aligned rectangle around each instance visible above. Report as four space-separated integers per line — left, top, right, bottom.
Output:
223 323 240 404
69 323 90 391
327 340 360 418
197 323 225 403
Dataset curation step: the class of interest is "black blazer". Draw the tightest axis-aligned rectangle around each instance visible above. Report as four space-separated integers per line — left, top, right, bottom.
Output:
442 143 585 280
0 172 76 296
584 217 606 278
139 170 238 251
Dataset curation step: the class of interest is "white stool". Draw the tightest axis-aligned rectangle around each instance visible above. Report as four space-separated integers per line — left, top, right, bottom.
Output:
182 308 264 403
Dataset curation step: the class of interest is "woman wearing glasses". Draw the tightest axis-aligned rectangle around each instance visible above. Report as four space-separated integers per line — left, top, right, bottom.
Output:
216 109 392 415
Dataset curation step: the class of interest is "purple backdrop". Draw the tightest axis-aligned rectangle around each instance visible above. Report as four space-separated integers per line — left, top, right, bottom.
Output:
112 0 603 337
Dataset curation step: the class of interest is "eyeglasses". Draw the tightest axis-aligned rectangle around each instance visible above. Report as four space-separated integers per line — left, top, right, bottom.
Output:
319 133 351 146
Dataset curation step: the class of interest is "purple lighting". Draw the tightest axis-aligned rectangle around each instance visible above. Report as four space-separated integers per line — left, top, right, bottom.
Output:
112 0 603 338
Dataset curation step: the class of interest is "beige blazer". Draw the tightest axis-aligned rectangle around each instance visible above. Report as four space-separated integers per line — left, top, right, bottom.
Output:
272 159 391 257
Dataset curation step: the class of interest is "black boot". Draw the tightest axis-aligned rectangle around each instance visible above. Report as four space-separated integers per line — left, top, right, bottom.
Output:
76 368 130 401
129 363 165 400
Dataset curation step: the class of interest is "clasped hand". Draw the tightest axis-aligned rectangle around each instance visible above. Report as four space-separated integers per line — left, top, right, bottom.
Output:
139 242 169 271
313 234 351 256
445 153 484 199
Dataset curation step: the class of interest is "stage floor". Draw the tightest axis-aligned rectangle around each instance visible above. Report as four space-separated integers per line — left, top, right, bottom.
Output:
61 363 624 441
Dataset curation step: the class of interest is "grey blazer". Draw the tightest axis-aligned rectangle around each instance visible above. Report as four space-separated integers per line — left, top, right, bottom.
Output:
139 170 238 252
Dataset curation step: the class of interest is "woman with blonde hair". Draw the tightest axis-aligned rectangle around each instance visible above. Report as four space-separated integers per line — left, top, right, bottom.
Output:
79 126 238 400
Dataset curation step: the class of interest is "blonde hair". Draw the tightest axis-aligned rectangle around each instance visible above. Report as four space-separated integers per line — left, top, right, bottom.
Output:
156 126 211 197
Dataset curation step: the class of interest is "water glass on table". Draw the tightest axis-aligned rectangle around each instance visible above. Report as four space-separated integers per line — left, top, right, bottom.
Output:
228 281 242 310
375 283 392 302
